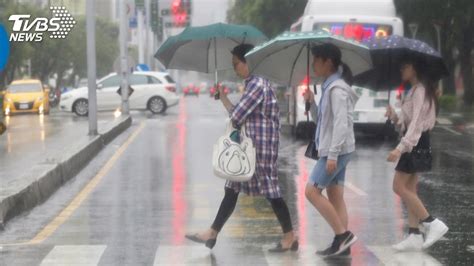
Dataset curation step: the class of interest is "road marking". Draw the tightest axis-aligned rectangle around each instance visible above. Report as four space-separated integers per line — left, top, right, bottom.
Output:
263 244 328 265
40 245 106 266
345 181 368 196
367 245 442 266
436 118 452 125
192 208 211 220
27 122 146 245
467 245 474 253
440 126 462 136
153 245 213 265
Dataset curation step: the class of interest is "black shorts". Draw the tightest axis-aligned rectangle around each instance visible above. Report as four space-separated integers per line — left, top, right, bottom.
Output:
395 131 432 174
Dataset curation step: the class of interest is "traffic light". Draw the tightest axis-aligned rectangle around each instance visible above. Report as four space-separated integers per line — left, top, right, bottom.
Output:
171 0 191 27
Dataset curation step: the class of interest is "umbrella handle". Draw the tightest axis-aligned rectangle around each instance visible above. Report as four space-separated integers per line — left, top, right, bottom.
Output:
305 100 311 122
213 38 220 100
214 83 220 100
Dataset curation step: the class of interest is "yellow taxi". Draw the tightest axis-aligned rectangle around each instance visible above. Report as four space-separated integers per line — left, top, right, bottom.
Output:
2 79 50 115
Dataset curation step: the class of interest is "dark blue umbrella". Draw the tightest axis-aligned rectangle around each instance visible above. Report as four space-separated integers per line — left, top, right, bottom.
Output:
353 35 449 90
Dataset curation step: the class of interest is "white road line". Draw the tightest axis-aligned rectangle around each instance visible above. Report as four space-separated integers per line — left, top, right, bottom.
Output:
345 181 368 196
40 245 106 266
436 118 453 125
467 245 474 253
153 245 213 265
440 126 462 136
367 245 442 266
263 245 328 265
192 208 211 220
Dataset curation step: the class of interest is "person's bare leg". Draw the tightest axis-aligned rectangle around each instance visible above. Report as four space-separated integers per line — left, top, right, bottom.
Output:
393 171 430 221
327 184 348 229
305 184 345 234
406 174 420 228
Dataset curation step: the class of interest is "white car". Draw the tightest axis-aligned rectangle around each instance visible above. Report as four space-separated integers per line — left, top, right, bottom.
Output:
60 72 180 116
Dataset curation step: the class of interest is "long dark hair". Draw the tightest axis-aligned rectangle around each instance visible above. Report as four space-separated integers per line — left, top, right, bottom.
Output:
403 57 439 115
311 43 353 86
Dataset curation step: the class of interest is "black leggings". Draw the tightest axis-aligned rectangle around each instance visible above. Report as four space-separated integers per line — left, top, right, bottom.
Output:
211 188 293 233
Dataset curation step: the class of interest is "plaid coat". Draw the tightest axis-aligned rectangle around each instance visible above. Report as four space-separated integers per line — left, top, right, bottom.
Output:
225 75 282 199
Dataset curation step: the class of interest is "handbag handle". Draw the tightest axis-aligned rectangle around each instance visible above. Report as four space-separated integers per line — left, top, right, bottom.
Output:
226 120 249 139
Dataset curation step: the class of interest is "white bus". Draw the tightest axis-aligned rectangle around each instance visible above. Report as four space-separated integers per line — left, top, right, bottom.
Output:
290 0 404 138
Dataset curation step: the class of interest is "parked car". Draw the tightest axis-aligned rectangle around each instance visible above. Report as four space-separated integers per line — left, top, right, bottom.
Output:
60 71 179 116
3 79 50 115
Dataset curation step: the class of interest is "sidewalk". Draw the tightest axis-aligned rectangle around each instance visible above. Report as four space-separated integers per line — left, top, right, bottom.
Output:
0 111 132 228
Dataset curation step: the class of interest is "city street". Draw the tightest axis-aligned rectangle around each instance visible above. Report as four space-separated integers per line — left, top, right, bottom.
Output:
0 95 472 265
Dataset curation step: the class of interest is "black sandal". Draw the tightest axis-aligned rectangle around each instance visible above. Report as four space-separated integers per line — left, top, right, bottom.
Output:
185 234 217 249
185 234 206 244
268 240 299 252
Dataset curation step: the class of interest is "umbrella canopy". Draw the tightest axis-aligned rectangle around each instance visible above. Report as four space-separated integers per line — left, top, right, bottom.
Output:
353 35 449 90
245 31 372 87
154 23 267 73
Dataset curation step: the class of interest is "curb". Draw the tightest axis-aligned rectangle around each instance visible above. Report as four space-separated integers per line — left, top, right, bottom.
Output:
0 116 132 229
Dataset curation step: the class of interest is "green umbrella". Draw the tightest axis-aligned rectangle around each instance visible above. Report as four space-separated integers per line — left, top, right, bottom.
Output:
154 23 267 97
245 30 372 87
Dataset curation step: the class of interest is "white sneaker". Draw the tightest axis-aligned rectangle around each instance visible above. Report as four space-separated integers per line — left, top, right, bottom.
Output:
392 234 423 252
422 219 449 249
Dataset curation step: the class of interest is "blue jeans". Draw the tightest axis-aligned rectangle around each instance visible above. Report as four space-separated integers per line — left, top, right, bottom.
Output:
309 152 353 189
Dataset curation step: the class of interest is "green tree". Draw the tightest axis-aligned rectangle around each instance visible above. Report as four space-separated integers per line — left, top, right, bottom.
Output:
67 16 120 85
227 0 307 38
395 0 474 106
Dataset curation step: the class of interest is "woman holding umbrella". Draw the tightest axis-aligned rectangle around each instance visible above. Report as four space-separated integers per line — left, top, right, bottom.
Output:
386 56 448 251
355 35 450 252
303 43 359 258
186 44 298 252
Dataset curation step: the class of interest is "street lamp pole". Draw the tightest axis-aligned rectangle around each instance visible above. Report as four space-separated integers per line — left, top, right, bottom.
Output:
119 0 130 115
86 0 98 135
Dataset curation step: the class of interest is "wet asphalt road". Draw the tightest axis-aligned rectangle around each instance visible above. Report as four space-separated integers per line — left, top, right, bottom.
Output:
0 95 473 265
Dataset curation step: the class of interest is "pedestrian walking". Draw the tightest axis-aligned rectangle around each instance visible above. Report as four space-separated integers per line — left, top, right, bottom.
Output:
386 57 449 252
185 44 298 252
303 43 359 258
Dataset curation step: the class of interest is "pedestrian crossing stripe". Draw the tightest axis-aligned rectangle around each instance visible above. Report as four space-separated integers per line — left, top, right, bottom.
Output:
366 245 442 266
0 244 448 265
153 245 213 265
40 245 106 266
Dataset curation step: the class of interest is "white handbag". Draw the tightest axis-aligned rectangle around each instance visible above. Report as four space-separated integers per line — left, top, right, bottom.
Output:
212 121 256 182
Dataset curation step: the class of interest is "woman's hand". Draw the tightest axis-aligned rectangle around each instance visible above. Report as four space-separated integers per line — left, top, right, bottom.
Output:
218 84 227 100
385 105 395 118
326 159 337 175
217 83 234 112
387 149 401 162
303 89 315 104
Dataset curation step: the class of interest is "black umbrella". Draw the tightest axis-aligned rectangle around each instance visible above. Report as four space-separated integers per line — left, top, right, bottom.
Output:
353 35 449 138
354 35 449 90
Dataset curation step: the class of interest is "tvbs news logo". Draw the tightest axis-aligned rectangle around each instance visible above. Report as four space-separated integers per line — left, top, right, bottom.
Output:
8 6 76 42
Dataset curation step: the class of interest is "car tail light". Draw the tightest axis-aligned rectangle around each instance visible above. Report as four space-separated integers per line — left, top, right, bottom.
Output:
166 86 176 93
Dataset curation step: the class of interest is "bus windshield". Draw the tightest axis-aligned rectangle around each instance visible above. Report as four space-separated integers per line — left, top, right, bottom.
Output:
313 22 393 41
